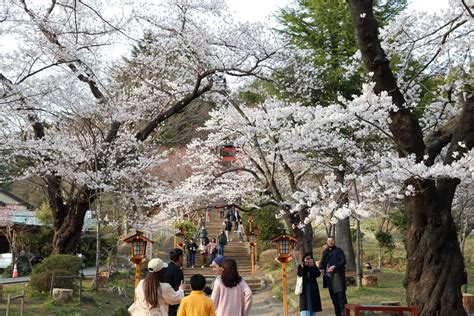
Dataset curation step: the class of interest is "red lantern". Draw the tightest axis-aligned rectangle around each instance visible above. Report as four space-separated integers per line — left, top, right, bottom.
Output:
220 144 236 162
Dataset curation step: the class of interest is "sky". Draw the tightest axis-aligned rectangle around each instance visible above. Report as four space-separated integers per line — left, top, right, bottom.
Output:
0 0 453 59
226 0 451 23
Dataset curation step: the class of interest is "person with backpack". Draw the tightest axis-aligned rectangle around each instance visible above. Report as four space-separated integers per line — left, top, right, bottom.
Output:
217 230 227 256
198 225 208 245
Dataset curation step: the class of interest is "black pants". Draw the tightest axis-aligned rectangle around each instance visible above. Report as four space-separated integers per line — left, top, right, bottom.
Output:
168 308 178 316
329 288 347 316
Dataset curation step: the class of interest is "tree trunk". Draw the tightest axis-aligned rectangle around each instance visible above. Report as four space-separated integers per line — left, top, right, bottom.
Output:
404 178 466 315
335 218 356 271
346 1 470 314
51 204 88 254
334 169 356 271
285 213 313 258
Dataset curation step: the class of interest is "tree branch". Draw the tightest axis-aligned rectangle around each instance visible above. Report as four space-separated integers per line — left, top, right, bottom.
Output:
210 167 262 184
347 0 425 161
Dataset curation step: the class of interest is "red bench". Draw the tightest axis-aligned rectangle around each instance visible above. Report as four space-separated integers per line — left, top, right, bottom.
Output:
345 304 417 316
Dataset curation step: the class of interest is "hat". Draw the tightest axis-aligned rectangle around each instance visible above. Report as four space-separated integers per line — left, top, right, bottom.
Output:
148 258 168 272
210 256 225 267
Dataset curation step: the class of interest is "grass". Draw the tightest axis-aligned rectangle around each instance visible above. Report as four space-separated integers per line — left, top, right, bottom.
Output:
264 234 474 314
0 277 134 315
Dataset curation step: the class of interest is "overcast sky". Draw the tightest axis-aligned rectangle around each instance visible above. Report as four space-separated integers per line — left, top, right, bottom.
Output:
0 0 453 58
226 0 451 22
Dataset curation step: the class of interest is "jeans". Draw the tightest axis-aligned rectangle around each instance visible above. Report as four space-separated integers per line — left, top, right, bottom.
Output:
209 252 217 264
237 232 243 242
188 252 196 267
218 244 225 256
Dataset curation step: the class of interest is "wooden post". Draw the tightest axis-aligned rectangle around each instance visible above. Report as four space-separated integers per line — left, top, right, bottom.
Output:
6 294 11 316
134 262 141 301
50 272 56 297
20 289 24 316
79 274 83 304
251 245 255 277
282 262 288 316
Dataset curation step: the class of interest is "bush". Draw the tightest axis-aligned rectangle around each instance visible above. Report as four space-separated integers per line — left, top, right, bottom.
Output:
242 205 285 243
30 254 81 292
77 235 118 267
259 249 280 270
176 220 196 241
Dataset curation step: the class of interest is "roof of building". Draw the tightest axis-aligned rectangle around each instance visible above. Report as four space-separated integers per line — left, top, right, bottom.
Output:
0 189 34 210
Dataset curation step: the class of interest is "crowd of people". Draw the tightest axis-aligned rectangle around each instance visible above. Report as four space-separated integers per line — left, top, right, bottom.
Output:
128 206 348 316
128 250 252 316
185 208 244 268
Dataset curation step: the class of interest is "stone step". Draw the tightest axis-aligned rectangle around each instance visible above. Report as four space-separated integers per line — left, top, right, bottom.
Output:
183 279 262 295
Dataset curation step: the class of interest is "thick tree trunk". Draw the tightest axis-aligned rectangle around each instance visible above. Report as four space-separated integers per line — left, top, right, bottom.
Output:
47 177 92 254
334 169 356 271
336 218 356 271
51 202 89 254
404 178 466 315
346 1 470 314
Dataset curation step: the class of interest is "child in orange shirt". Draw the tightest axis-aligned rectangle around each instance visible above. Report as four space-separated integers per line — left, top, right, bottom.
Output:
177 274 215 316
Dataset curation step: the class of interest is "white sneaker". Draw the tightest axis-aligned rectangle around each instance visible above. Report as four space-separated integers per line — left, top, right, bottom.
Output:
201 265 204 268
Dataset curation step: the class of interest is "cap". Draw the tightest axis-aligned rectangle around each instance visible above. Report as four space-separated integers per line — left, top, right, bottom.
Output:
148 258 168 272
210 256 225 267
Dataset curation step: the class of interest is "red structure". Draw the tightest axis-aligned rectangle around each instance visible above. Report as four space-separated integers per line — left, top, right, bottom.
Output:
219 145 236 162
345 304 417 316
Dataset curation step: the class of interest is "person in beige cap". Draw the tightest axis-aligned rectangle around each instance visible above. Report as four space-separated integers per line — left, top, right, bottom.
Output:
128 258 185 316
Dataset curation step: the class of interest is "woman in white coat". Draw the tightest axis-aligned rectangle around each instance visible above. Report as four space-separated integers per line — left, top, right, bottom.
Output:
128 258 185 316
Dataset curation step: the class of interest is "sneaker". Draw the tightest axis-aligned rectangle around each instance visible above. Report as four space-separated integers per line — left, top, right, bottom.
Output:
192 266 194 268
201 265 204 268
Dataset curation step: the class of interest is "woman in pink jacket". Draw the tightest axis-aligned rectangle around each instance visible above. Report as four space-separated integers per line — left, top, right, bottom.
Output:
211 258 252 316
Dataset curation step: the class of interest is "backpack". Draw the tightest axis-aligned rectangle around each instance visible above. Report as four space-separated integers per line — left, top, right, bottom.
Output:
218 234 227 245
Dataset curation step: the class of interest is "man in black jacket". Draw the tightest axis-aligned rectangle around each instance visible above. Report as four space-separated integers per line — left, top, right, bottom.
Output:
319 236 348 316
165 248 184 316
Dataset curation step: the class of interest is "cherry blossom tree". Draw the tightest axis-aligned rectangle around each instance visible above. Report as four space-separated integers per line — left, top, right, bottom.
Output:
0 0 276 254
345 0 473 314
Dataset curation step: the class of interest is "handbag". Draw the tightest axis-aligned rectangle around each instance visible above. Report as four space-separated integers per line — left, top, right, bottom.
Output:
295 276 303 295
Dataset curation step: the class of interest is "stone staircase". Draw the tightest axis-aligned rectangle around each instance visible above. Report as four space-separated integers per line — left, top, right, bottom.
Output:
182 210 263 294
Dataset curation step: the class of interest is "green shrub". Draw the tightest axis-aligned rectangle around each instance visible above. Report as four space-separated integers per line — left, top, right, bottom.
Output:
2 265 12 278
176 220 196 241
30 254 81 292
242 206 285 242
77 235 118 267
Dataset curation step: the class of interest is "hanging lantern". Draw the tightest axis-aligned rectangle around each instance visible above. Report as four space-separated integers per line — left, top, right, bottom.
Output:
219 144 236 162
271 232 298 263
